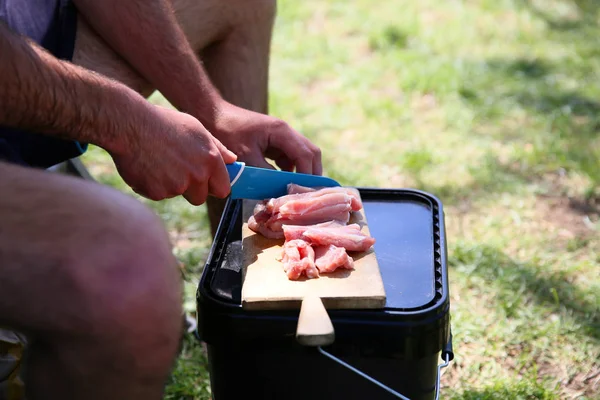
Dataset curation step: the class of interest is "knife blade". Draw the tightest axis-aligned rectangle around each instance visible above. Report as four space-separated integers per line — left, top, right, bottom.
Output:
226 161 340 200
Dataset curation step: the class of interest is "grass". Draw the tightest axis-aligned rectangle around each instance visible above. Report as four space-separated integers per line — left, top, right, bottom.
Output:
80 0 599 398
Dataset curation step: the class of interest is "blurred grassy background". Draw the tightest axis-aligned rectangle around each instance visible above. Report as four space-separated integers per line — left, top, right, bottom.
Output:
81 0 599 398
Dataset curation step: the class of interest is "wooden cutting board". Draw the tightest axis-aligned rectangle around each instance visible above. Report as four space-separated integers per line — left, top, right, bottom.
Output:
240 197 386 310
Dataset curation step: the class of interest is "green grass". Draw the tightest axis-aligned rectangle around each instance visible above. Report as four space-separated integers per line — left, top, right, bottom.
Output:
81 0 599 398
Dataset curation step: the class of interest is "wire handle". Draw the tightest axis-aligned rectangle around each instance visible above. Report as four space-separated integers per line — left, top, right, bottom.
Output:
317 347 452 400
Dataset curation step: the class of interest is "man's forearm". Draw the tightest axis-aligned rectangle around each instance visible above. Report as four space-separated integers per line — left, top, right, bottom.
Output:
0 22 149 155
73 0 224 122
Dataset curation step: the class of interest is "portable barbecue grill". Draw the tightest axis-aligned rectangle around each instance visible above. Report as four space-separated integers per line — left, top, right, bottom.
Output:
196 188 454 400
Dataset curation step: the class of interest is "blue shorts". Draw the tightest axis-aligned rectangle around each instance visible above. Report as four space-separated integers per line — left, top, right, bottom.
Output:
0 0 87 168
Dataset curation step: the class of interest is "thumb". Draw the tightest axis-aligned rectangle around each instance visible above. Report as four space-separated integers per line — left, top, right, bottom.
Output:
212 137 237 164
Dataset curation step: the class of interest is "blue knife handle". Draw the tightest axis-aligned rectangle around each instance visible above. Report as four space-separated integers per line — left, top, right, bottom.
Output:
226 161 245 185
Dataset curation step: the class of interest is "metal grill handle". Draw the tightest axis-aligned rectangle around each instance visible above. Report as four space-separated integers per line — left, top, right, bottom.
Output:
317 344 452 400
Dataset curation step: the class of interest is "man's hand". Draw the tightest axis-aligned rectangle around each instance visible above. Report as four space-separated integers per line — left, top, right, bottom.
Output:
111 106 237 205
0 21 236 207
206 103 323 175
72 0 323 177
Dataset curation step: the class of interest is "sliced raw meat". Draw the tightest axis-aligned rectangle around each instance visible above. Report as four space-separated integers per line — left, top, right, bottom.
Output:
279 192 352 216
268 188 361 214
251 201 271 223
314 245 354 273
248 216 284 239
248 200 285 238
281 221 346 240
286 183 319 194
265 212 350 234
281 239 318 280
282 223 375 252
248 191 353 237
286 184 363 211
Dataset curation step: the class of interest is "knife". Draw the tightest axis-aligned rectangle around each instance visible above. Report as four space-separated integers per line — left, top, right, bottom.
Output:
226 161 341 200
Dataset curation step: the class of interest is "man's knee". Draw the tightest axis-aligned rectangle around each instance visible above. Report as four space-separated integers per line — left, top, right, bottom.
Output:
24 181 186 375
0 163 183 385
75 195 182 364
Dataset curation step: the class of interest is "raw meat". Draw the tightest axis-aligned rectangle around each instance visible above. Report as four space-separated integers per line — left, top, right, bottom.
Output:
282 223 375 252
247 201 283 239
280 221 345 240
286 183 318 195
314 245 354 273
281 239 319 280
279 192 352 216
265 210 350 235
248 191 353 238
286 184 363 211
246 185 376 280
247 216 283 239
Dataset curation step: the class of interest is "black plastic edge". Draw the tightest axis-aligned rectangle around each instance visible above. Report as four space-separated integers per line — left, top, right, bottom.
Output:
197 188 451 316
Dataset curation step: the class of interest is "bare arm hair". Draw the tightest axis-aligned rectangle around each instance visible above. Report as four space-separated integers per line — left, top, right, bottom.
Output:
0 21 151 156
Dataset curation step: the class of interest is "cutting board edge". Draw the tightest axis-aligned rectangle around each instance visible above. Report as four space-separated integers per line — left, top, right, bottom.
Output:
242 295 387 311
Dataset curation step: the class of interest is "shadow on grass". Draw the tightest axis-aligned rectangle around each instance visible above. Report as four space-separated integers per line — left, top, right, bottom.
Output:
401 2 600 205
518 0 600 33
399 55 599 207
412 55 600 206
461 57 598 166
449 243 600 342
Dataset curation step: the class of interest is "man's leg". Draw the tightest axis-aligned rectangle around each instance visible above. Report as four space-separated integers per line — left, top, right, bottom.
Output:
0 162 182 400
199 0 276 236
71 0 277 236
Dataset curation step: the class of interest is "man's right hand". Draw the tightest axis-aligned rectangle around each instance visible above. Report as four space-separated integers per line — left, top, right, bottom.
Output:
0 23 235 206
110 105 237 206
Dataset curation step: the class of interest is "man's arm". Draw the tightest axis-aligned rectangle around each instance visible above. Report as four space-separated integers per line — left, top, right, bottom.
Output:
0 21 146 155
73 0 323 175
0 21 234 204
72 0 223 122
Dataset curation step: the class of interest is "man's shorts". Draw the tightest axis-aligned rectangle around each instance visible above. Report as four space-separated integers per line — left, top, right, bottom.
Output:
0 1 78 397
0 0 86 169
0 329 27 400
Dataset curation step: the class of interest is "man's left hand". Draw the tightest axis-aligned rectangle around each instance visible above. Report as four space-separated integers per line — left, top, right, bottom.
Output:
205 103 323 175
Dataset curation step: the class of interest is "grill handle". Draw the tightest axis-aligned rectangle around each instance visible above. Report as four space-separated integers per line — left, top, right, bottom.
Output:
317 333 453 400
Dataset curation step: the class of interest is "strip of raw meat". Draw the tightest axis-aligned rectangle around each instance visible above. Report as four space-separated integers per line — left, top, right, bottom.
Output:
248 215 284 239
247 200 285 238
265 211 350 234
279 192 352 216
249 193 352 237
251 201 271 223
282 223 375 252
267 189 361 214
281 239 319 280
286 184 363 211
247 187 363 239
281 221 346 240
314 245 354 273
286 183 319 195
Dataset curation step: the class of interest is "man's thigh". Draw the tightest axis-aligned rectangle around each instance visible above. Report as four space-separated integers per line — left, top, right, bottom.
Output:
71 0 236 96
0 161 177 396
0 161 171 334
